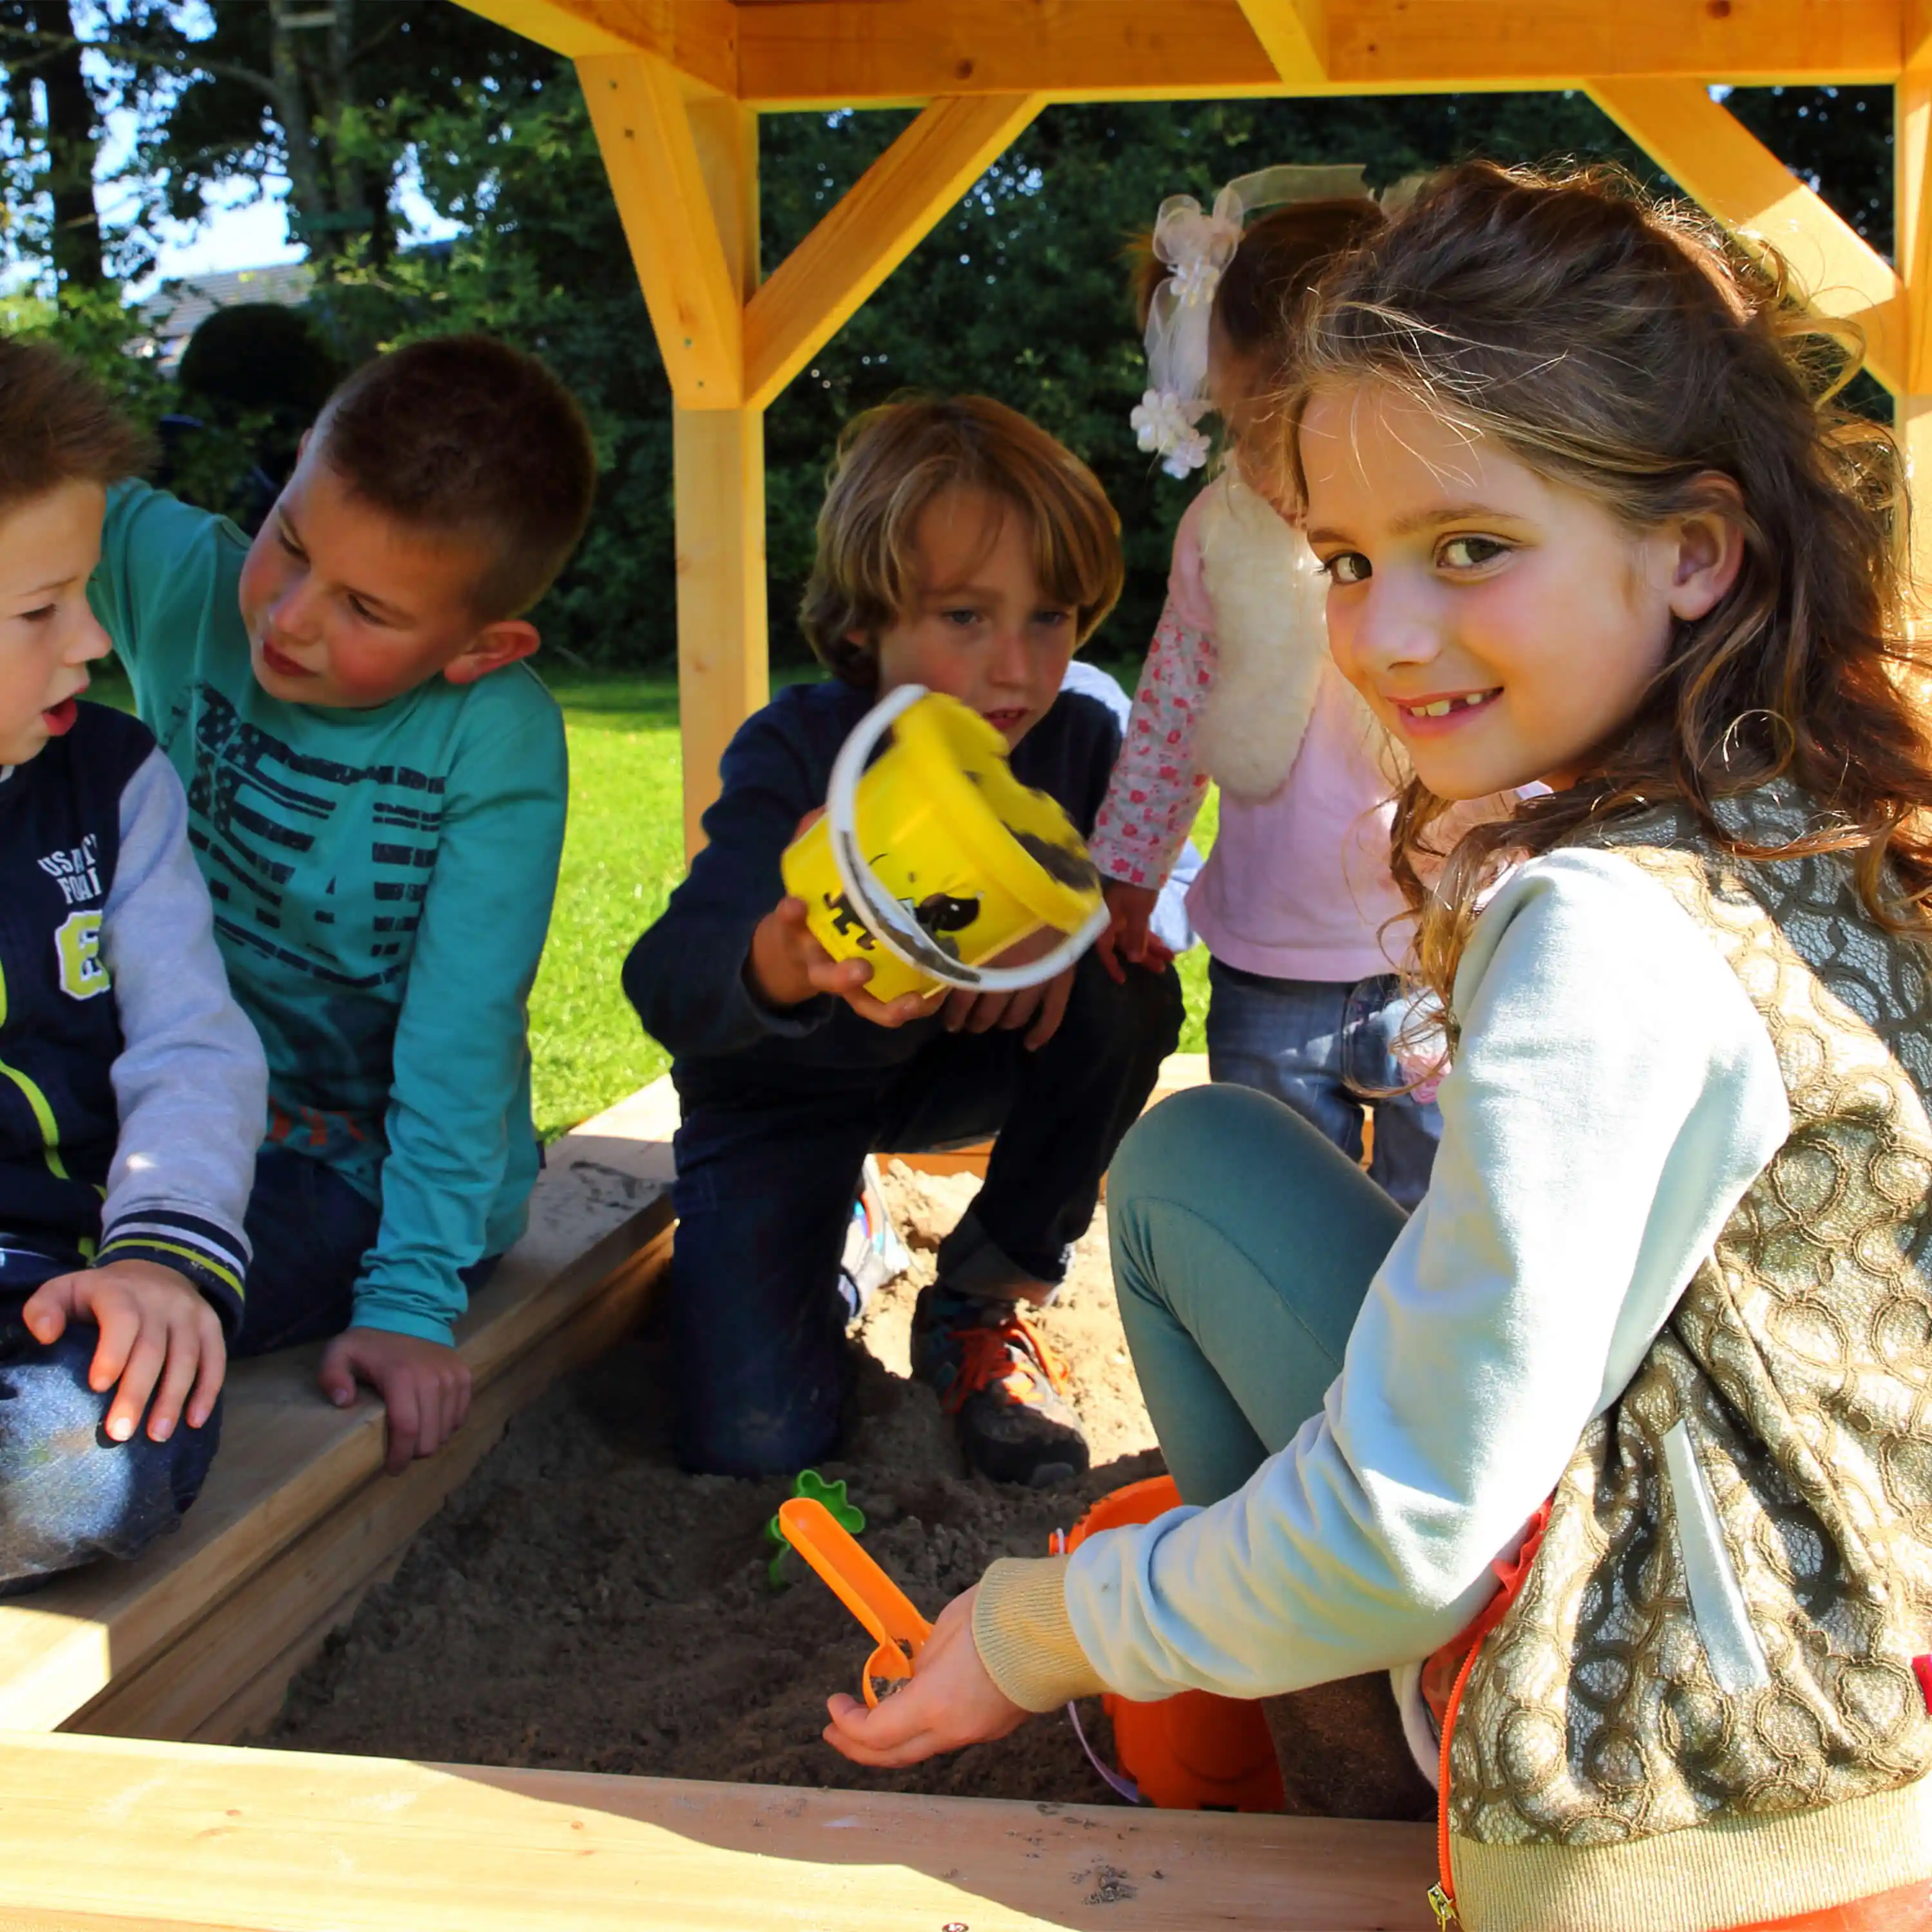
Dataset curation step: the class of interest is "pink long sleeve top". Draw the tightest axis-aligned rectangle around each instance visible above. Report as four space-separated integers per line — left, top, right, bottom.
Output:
1090 488 1406 984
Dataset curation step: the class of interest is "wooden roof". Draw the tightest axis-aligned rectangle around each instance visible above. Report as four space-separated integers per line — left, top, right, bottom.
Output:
465 2 1912 107
452 0 1932 851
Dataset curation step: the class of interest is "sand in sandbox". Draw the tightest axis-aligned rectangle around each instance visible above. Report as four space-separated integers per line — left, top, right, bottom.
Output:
268 1163 1161 1803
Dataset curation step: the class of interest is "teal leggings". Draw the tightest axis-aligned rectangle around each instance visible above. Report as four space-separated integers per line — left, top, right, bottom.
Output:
1106 1083 1408 1506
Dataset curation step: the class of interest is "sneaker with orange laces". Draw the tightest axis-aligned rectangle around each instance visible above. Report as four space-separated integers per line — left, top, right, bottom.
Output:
912 1286 1090 1488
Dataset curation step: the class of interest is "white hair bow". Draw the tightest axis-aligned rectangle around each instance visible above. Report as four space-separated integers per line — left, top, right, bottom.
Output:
1133 162 1373 480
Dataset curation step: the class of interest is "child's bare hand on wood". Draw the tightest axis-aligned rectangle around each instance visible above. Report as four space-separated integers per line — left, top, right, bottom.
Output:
21 1259 225 1446
1094 880 1171 983
319 1327 473 1475
821 1586 1027 1768
940 964 1075 1050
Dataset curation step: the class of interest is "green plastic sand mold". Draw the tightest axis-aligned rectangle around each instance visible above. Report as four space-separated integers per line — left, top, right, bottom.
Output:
764 1470 865 1587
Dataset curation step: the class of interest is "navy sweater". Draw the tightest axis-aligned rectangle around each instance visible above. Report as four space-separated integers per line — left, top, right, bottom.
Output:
0 704 265 1325
623 680 1124 1084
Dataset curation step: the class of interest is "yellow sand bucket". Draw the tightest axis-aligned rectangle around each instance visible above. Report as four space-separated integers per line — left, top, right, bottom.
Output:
781 684 1108 1003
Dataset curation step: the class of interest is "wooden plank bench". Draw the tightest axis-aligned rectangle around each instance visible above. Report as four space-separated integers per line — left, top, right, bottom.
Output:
0 1730 1439 1931
0 1092 677 1748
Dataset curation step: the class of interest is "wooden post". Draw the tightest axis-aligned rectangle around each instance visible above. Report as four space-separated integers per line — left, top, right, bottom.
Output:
675 97 768 857
673 404 768 855
1900 23 1932 621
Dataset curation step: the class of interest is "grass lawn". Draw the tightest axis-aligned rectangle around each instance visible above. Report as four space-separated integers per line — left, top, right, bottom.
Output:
533 669 1217 1137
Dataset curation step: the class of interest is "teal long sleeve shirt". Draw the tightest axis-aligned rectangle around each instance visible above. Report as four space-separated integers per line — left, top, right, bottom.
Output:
90 482 569 1344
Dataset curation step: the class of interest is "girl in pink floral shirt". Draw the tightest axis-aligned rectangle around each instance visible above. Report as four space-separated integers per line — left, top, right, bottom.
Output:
1099 178 1444 1206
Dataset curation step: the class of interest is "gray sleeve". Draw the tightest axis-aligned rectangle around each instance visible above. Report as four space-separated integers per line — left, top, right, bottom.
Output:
96 748 267 1330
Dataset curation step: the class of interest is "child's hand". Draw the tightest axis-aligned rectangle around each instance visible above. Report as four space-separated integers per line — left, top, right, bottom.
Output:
940 964 1076 1050
1095 881 1166 983
821 1585 1028 1768
21 1259 225 1446
747 895 936 1029
318 1327 473 1475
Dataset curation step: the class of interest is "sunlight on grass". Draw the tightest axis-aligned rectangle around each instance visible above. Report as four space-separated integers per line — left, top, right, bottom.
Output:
529 677 685 1136
531 670 1218 1136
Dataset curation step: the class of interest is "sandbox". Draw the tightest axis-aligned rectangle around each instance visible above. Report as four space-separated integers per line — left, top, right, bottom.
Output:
0 1066 1436 1929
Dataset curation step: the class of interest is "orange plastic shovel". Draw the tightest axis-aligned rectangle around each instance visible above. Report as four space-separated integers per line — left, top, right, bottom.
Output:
777 1495 933 1707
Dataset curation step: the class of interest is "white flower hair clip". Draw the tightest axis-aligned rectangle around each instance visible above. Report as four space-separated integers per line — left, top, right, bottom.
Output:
1133 161 1375 481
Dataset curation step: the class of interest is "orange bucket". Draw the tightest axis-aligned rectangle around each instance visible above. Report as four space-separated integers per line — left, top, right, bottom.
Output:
1060 1475 1285 1812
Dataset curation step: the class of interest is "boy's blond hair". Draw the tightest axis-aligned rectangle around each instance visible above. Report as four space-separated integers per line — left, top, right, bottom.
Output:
0 339 151 511
799 395 1123 687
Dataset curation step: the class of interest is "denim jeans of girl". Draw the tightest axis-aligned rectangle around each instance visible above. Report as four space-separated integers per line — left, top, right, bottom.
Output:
1204 960 1441 1209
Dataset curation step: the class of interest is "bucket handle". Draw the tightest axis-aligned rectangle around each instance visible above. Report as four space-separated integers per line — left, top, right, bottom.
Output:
826 683 1110 995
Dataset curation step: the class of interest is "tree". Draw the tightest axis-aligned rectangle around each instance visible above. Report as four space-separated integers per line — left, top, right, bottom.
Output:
0 1 546 276
0 0 107 301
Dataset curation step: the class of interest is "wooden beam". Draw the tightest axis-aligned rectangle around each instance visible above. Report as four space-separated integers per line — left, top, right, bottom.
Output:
577 52 744 407
1233 0 1329 87
0 1732 1440 1931
1589 78 1906 394
1913 0 1932 72
735 0 1281 107
744 91 1043 410
1323 0 1898 89
452 0 738 97
728 0 1901 108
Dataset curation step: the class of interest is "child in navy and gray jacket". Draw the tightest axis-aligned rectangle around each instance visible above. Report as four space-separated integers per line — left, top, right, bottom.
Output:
625 397 1182 1488
0 341 265 1589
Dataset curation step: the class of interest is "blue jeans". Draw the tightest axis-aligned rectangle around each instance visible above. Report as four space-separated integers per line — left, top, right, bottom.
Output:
0 1239 223 1590
1106 1082 1401 1506
1204 960 1441 1210
668 951 1184 1477
235 1146 500 1357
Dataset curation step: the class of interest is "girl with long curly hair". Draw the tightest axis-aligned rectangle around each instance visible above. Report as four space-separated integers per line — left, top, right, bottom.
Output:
823 160 1932 1932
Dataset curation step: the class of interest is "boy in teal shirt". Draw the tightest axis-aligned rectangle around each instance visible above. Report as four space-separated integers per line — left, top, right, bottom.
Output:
90 336 596 1473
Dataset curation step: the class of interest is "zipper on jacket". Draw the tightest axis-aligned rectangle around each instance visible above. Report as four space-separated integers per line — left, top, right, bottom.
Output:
1420 1499 1555 1932
1427 1638 1482 1929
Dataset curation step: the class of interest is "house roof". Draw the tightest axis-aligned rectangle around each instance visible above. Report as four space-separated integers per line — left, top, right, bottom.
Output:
138 263 314 370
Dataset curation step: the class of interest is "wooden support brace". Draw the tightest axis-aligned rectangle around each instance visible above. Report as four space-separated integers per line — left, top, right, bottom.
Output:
0 1732 1440 1930
1589 77 1906 395
577 51 744 408
744 91 1045 412
1233 0 1329 87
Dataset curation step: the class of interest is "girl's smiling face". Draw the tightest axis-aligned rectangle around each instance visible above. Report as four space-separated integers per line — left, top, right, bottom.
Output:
1299 381 1743 800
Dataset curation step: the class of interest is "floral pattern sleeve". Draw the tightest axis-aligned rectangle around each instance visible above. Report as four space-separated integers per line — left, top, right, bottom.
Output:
1089 601 1218 889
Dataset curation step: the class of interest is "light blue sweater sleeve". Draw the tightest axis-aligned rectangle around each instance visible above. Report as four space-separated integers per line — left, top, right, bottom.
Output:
350 690 569 1345
1063 849 1790 1700
99 749 268 1329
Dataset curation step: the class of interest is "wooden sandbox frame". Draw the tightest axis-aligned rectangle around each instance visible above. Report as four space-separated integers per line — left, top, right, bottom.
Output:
14 3 1917 1917
0 1059 1458 1932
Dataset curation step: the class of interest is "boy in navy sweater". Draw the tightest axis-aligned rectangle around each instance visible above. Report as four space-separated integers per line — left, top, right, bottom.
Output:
0 343 265 1587
625 397 1182 1485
